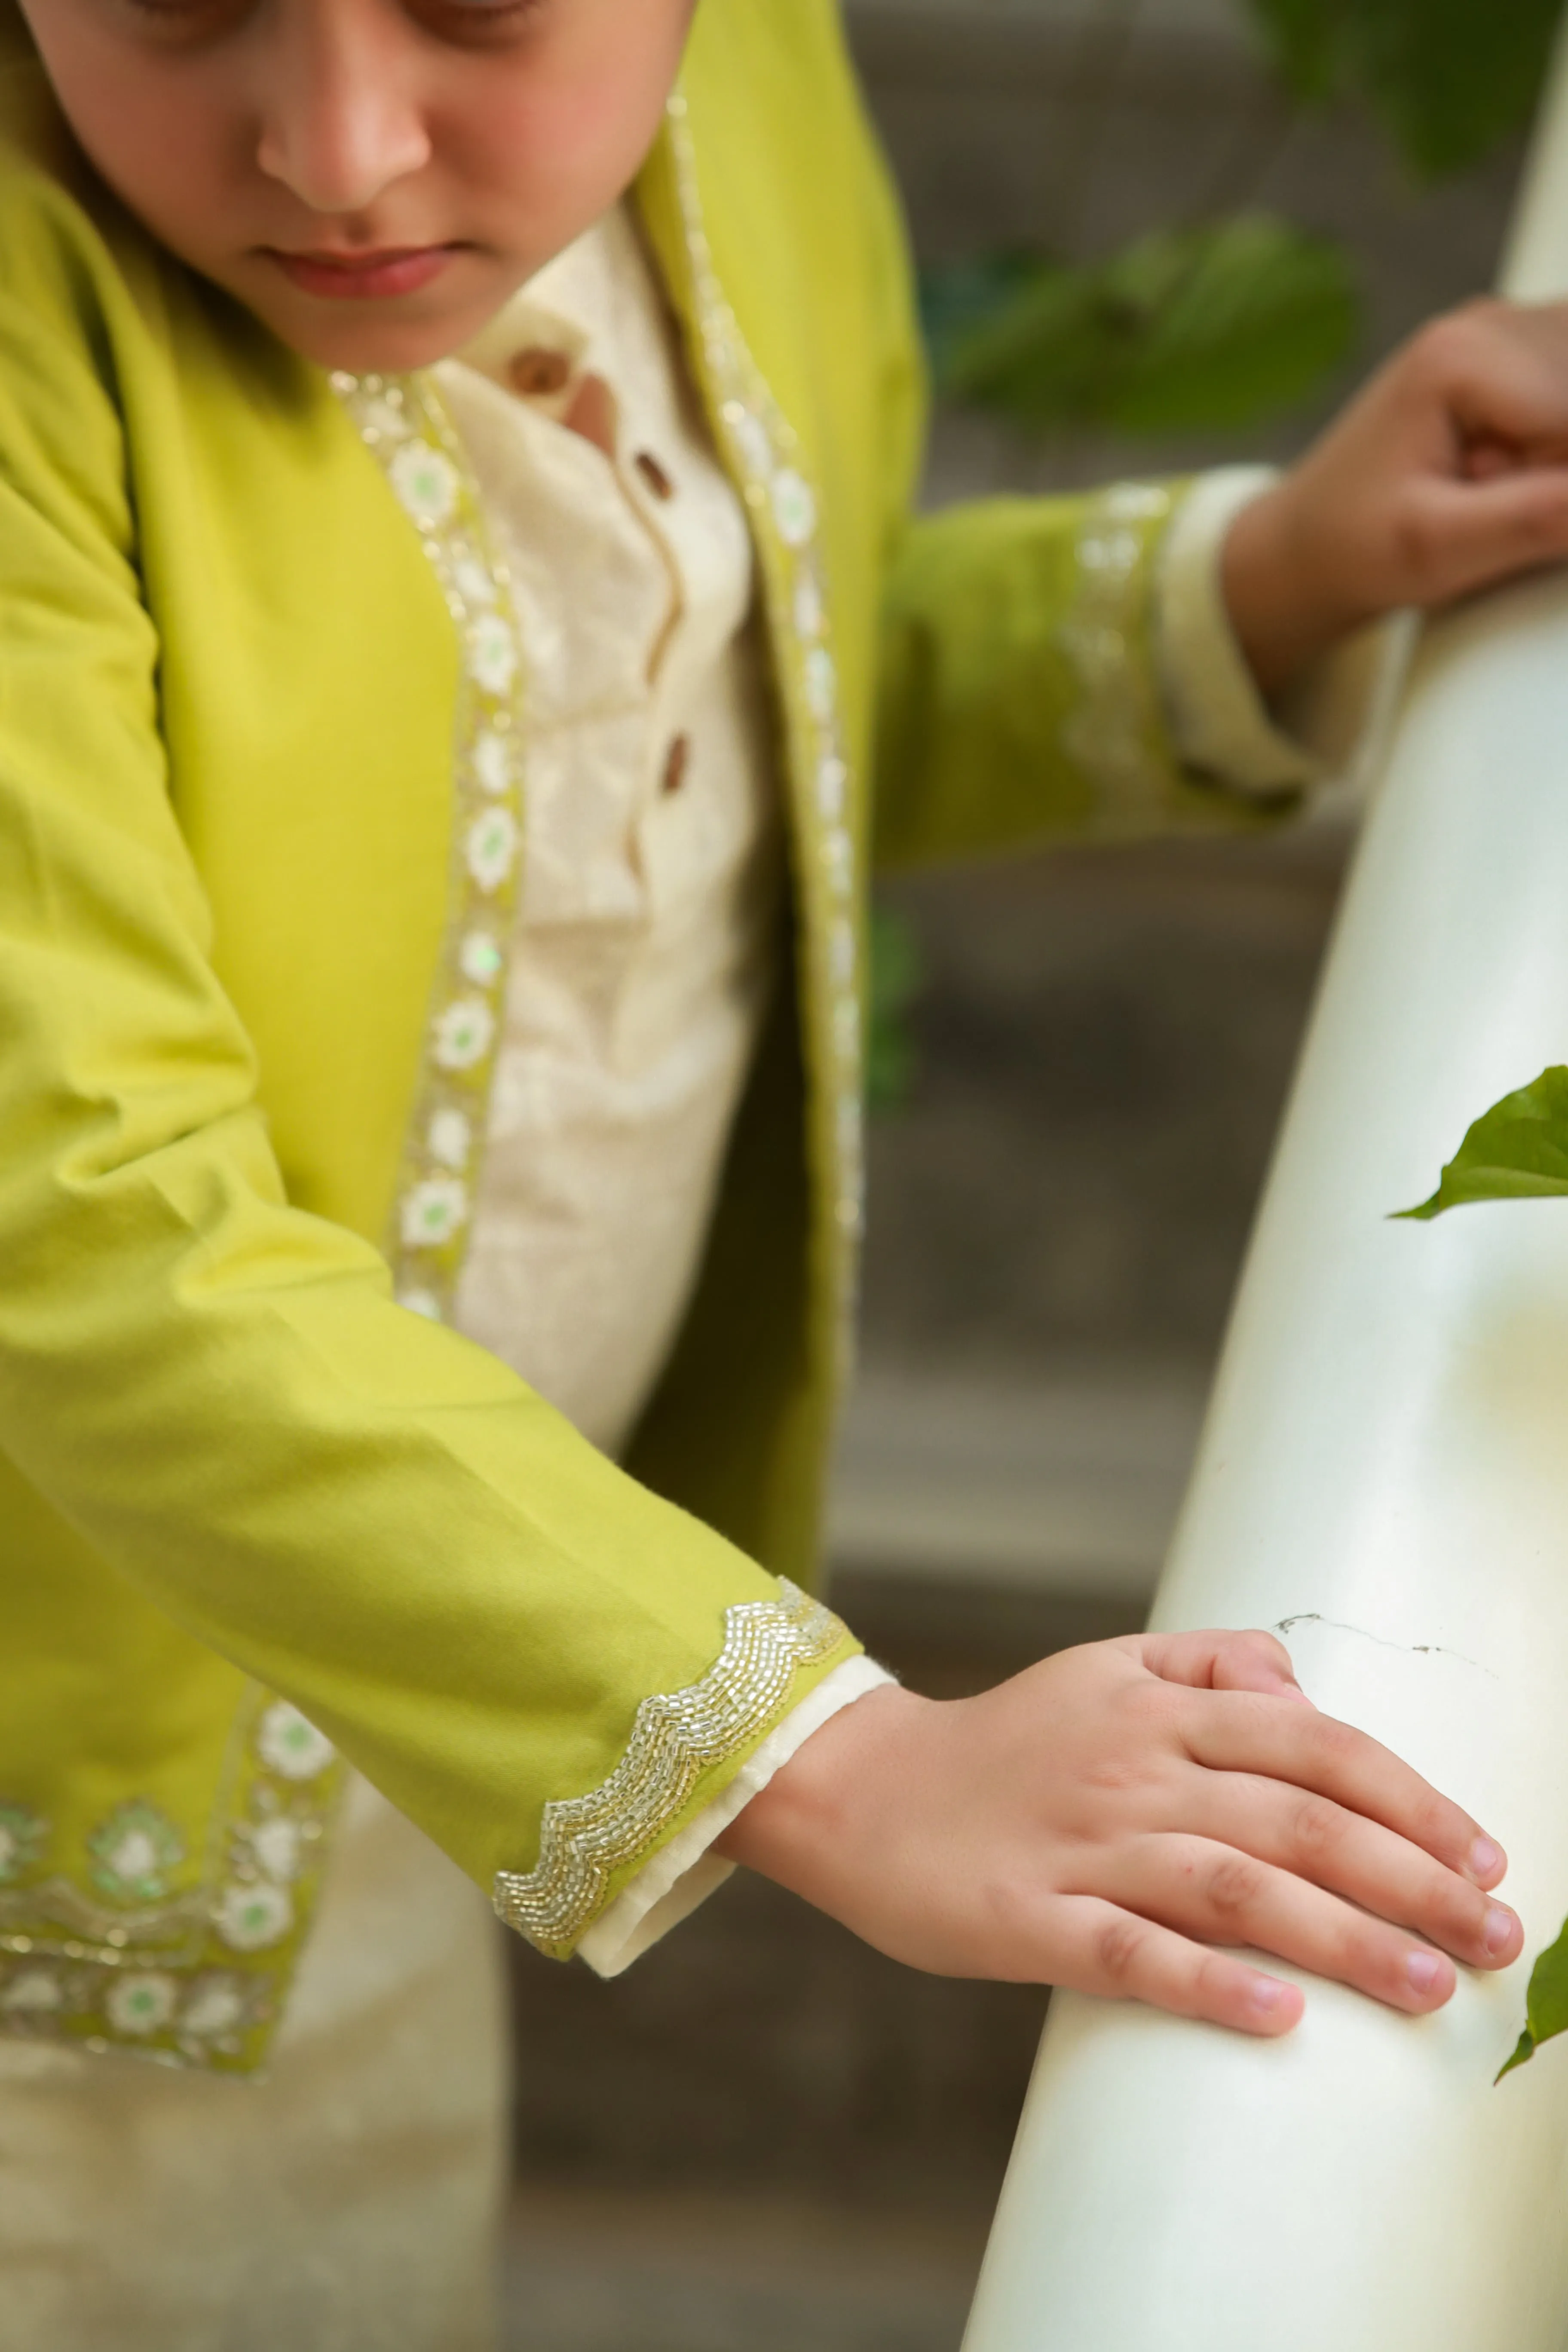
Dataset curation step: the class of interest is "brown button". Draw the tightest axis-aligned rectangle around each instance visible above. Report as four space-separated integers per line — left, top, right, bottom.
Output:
661 734 692 796
634 450 676 501
507 346 571 398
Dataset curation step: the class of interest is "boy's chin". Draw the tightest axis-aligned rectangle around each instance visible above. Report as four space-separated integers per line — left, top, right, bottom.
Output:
233 263 521 376
257 303 488 377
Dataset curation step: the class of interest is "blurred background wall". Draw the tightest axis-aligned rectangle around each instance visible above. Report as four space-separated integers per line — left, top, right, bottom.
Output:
502 6 1531 2345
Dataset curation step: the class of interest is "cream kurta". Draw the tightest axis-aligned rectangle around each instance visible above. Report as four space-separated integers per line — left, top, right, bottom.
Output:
0 201 1384 2352
444 205 785 1460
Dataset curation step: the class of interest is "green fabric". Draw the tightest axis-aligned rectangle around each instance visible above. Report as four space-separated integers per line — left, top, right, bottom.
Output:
876 493 1293 870
0 0 1268 2060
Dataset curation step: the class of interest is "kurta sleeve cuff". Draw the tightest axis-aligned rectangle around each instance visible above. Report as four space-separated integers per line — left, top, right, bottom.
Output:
1154 466 1403 797
575 1653 897 1978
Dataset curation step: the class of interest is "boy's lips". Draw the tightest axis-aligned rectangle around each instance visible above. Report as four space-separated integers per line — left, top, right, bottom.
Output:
262 244 462 300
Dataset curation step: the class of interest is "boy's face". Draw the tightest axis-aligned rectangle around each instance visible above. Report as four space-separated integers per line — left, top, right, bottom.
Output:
18 0 697 371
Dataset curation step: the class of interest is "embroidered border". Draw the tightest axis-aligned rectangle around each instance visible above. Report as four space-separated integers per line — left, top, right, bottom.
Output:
1058 483 1179 833
664 92 865 1373
493 1579 847 1955
0 383 519 2071
328 370 529 1326
0 1692 344 2072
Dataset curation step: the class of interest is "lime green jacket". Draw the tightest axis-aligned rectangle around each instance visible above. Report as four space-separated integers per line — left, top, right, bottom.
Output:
0 1 1254 2071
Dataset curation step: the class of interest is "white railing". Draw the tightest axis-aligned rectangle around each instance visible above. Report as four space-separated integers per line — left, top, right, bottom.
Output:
962 18 1568 2350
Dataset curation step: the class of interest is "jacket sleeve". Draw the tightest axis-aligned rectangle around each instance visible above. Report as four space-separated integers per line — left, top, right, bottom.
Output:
0 215 859 1965
846 80 1297 873
872 477 1303 874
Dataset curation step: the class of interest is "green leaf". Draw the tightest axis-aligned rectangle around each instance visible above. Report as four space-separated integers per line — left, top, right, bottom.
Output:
931 215 1360 438
1497 1914 1568 2082
1244 0 1560 181
1398 1067 1568 1221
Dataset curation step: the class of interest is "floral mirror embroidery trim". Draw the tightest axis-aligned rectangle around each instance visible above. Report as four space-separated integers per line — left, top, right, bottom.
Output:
493 1578 849 1955
665 91 865 1378
0 1693 343 2072
87 1800 186 1905
327 368 529 1328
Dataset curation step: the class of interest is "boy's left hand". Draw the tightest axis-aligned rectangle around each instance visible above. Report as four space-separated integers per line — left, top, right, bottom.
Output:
1223 299 1568 695
716 1628 1521 2033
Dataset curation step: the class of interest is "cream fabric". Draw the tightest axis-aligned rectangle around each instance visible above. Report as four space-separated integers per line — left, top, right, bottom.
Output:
1155 463 1410 801
441 204 784 1461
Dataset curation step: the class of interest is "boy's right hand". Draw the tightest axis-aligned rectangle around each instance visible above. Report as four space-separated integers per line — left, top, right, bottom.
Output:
716 1628 1523 2035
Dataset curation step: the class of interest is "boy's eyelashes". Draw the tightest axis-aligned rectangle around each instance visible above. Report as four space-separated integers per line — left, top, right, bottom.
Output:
107 0 556 45
416 0 557 40
407 0 558 37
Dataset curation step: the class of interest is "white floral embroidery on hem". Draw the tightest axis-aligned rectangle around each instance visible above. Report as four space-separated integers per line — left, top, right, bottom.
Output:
0 1686 341 2073
105 1971 179 2037
87 1802 184 1906
255 1703 337 1785
214 1880 296 1955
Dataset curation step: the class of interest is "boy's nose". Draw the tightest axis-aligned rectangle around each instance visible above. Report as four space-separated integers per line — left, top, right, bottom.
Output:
254 8 431 214
257 96 430 215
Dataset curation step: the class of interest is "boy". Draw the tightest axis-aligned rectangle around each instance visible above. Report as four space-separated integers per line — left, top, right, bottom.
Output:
0 0 1563 2340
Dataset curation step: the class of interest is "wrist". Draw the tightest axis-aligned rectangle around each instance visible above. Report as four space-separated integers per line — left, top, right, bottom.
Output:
1221 480 1370 699
713 1681 925 1901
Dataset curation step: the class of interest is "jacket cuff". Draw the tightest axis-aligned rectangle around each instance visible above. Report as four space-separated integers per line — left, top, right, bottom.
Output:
492 1579 864 1961
575 1652 897 1978
1154 466 1403 798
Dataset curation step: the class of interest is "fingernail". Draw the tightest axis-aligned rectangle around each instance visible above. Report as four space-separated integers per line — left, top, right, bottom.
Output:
1484 1906 1516 1957
1406 1949 1444 1994
1469 1837 1505 1883
1250 1977 1289 2013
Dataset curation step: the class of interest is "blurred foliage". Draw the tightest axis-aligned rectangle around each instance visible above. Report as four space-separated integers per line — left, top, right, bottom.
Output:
867 903 923 1116
926 215 1360 436
925 0 1556 447
1245 0 1559 182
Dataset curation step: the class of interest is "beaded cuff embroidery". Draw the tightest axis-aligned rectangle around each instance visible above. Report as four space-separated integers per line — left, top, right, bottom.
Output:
494 1579 849 1957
